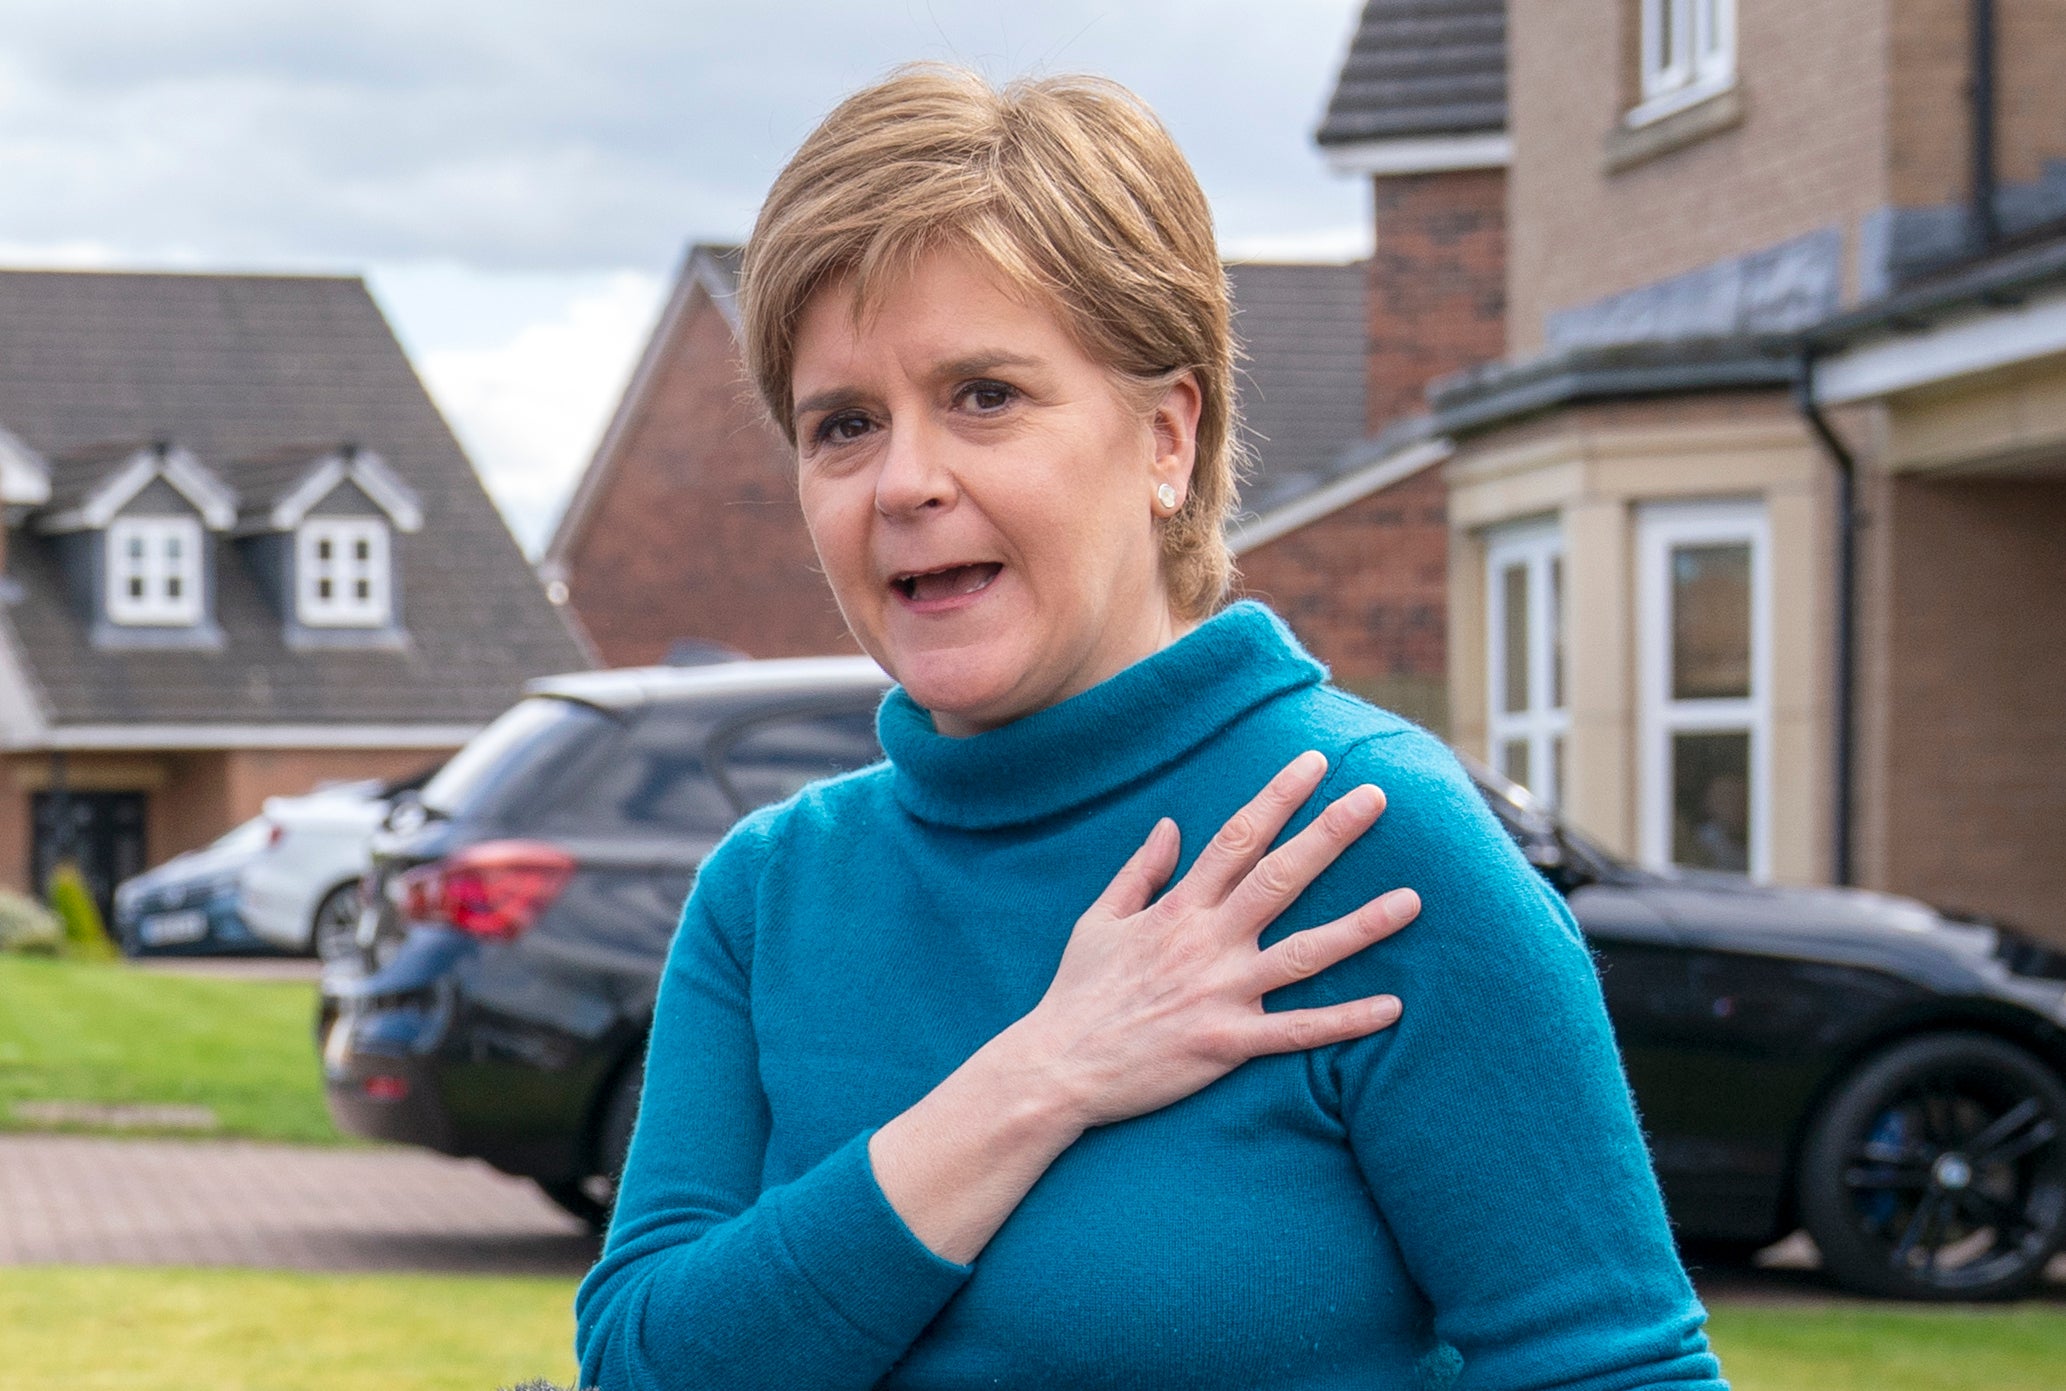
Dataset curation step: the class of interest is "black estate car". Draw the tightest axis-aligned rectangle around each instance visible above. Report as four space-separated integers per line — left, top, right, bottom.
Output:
320 658 2066 1299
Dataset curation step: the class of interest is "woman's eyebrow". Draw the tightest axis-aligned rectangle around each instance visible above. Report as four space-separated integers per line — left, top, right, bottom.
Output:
792 386 867 426
936 351 1044 380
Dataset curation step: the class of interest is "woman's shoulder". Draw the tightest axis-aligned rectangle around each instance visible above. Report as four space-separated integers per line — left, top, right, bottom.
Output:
1285 686 1546 898
1281 685 1471 799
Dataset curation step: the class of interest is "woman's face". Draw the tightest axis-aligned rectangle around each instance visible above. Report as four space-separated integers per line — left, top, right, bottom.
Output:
790 245 1200 736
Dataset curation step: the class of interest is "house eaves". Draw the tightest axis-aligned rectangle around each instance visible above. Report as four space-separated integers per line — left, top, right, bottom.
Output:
1230 431 1453 555
1807 233 2066 405
37 443 238 532
1429 337 1800 438
253 447 425 533
1315 0 1508 174
0 426 51 506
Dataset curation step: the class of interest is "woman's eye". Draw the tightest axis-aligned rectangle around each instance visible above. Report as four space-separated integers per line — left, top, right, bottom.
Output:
815 412 872 445
961 380 1015 412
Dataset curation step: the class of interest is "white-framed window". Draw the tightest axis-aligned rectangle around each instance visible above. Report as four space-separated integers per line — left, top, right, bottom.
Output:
1485 519 1568 808
1637 499 1770 879
105 516 204 626
1636 0 1736 120
296 519 391 627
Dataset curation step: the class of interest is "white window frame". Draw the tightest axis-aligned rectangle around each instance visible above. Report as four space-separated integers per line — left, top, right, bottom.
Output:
1637 498 1771 879
1634 0 1737 125
105 516 204 627
296 518 392 628
1485 518 1569 808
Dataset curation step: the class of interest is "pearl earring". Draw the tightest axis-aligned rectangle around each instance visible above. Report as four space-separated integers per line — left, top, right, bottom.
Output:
1155 483 1179 512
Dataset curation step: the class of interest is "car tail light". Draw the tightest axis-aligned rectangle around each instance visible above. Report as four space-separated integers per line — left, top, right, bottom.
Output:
396 841 576 941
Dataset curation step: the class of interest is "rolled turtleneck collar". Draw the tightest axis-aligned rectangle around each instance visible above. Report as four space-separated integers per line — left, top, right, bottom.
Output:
876 600 1325 831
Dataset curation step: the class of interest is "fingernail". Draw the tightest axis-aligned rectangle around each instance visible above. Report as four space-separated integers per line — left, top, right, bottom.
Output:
1348 784 1382 817
1372 995 1402 1024
1379 887 1420 922
1295 749 1326 778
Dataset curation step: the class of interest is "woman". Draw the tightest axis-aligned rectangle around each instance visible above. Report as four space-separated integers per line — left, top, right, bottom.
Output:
576 67 1725 1391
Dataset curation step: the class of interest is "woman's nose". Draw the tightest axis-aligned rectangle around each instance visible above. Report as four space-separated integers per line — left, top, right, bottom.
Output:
873 421 956 517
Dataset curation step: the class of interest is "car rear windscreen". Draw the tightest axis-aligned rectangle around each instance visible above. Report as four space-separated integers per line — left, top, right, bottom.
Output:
420 697 615 825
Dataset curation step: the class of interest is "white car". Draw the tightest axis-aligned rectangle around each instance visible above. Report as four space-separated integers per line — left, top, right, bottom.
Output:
238 773 429 960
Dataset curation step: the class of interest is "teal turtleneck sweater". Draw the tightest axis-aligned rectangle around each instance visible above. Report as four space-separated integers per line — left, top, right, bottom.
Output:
575 602 1727 1391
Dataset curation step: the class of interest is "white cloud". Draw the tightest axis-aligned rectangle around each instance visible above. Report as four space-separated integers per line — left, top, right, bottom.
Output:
409 271 665 555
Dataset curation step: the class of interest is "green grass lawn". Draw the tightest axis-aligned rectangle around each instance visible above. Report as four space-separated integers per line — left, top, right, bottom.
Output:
0 955 340 1144
1705 1302 2066 1391
0 1268 578 1391
0 1267 2061 1390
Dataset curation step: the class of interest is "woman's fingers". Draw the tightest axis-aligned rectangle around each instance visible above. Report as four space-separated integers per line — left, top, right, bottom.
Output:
1222 782 1387 930
1169 751 1328 908
1248 888 1420 994
1245 994 1403 1057
1086 817 1181 919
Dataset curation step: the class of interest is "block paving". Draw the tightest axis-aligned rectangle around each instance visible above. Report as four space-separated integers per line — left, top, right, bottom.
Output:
0 1133 598 1276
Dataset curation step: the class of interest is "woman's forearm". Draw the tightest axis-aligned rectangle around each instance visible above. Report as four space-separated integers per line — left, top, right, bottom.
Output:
868 1019 1087 1263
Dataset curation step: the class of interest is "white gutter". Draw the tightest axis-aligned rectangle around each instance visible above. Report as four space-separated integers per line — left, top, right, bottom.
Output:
1229 436 1454 555
1814 287 2066 404
1322 133 1512 178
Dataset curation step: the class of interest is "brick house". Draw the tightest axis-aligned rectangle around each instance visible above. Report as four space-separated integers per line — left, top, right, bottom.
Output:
1234 0 1511 731
543 248 1425 701
0 269 588 914
1353 0 2066 940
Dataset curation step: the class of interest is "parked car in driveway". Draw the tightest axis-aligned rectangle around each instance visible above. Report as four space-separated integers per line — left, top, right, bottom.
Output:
241 767 439 962
319 659 2066 1299
115 817 283 956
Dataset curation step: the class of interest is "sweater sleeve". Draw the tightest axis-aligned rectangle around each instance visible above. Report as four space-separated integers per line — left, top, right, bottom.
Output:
573 817 973 1391
1315 730 1727 1391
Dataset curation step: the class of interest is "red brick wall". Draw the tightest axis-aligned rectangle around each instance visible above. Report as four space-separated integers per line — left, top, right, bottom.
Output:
1365 169 1508 430
1232 168 1505 727
1235 468 1452 729
559 290 855 667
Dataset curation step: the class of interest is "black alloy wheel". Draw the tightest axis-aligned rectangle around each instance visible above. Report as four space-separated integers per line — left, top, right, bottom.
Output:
311 882 364 963
537 1055 644 1235
1799 1032 2066 1299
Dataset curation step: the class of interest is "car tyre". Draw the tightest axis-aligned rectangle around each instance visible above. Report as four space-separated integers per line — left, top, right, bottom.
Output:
310 881 364 963
1799 1032 2066 1300
537 1054 645 1235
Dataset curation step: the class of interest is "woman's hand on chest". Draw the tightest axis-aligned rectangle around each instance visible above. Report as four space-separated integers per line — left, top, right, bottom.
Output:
1008 749 1418 1130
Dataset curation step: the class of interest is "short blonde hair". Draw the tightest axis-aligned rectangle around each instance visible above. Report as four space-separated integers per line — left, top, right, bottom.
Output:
739 64 1243 620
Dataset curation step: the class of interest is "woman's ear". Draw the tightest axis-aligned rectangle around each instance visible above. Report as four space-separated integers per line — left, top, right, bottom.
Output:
1150 371 1203 507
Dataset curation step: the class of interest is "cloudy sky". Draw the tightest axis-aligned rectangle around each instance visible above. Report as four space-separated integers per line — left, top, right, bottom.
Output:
0 0 1371 552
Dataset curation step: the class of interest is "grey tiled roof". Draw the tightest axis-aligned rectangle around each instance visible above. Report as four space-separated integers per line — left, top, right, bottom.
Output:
1315 0 1508 146
0 269 587 728
1226 262 1369 517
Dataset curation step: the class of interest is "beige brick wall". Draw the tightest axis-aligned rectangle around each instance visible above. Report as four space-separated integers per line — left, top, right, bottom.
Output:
1891 0 2066 206
1857 473 2066 943
1508 0 1889 350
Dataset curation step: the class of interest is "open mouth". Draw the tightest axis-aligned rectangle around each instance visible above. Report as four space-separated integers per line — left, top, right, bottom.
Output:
891 562 1002 604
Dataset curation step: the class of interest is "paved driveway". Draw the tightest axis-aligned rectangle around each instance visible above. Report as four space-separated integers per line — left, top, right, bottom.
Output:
0 1134 597 1276
4 1131 2062 1303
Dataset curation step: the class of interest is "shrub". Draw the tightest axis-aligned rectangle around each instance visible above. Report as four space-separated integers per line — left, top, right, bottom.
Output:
0 887 63 955
46 862 118 961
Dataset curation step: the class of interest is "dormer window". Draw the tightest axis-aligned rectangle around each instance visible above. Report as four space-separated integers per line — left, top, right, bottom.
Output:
106 517 205 625
297 518 391 626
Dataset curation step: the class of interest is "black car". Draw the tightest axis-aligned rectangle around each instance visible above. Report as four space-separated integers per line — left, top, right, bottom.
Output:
320 659 2066 1300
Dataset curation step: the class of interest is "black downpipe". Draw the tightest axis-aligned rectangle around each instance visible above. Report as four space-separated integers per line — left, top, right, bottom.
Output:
1971 0 2000 251
1792 353 1856 886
